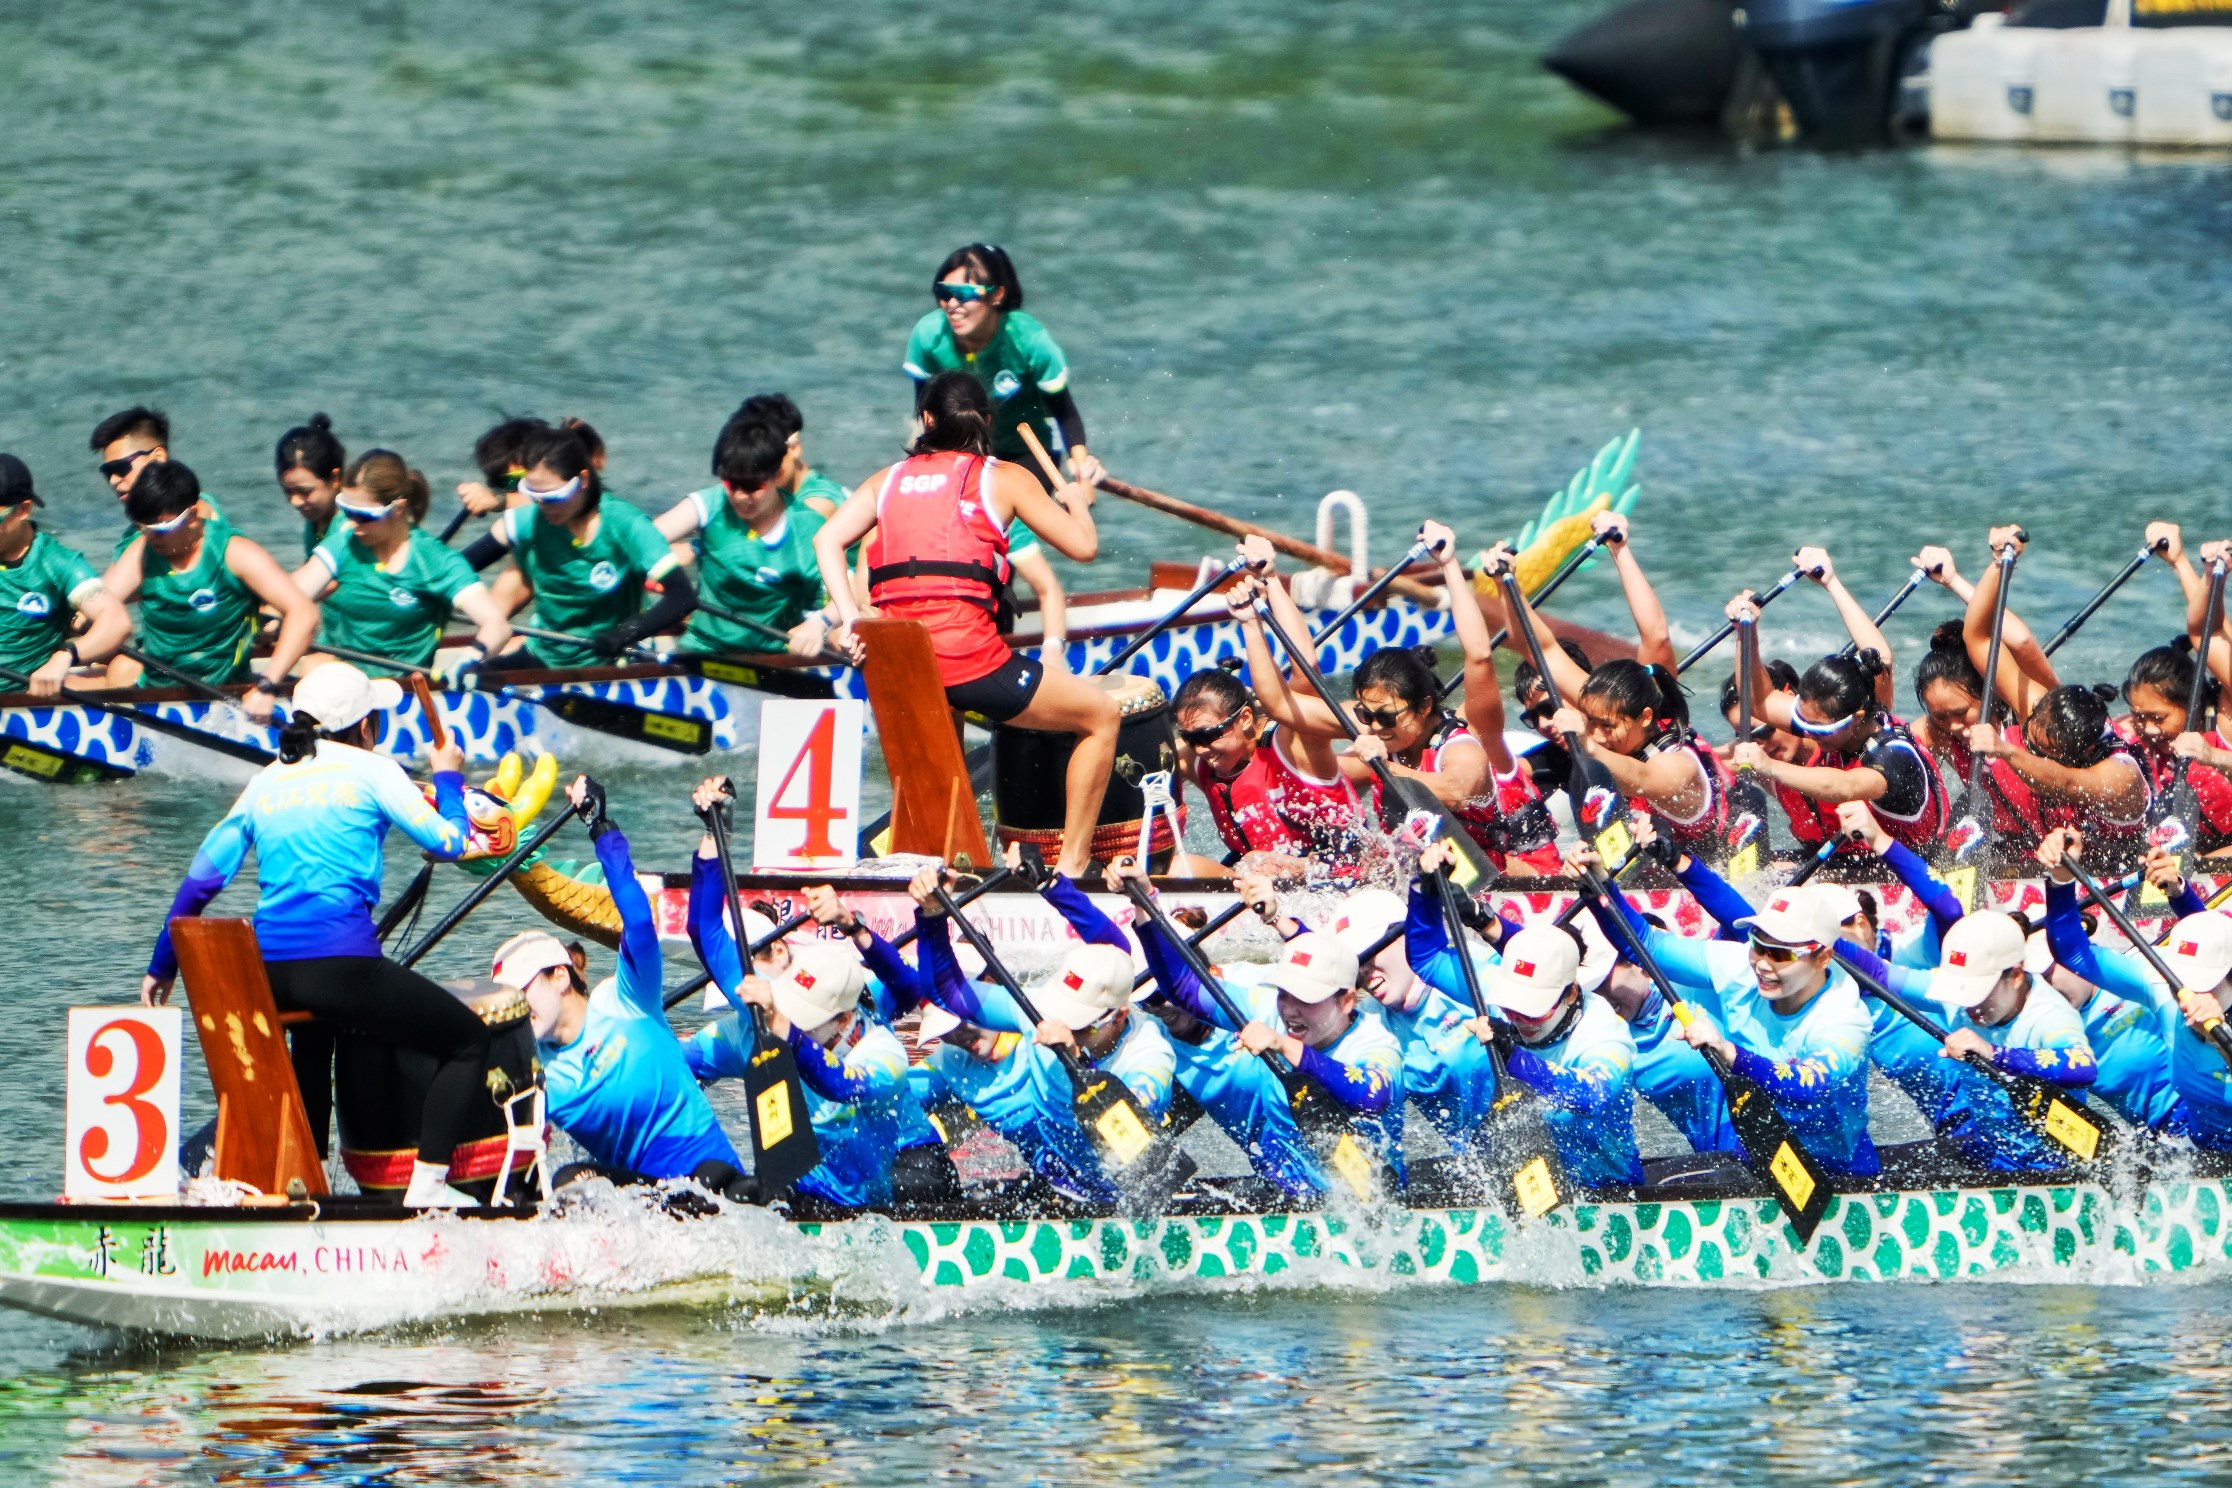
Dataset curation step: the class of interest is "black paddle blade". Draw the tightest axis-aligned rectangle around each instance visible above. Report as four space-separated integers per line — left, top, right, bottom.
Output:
742 1016 822 1194
1995 1069 2113 1164
1717 1055 1832 1243
535 691 713 754
1378 765 1494 888
1070 1067 1190 1203
1480 1078 1566 1219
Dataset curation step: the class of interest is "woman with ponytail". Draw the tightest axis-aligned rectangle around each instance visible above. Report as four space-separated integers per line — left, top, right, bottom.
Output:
814 369 1118 878
293 450 512 675
139 664 493 1209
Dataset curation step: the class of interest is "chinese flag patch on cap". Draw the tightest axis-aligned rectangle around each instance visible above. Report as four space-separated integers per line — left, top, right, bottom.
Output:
1292 951 1312 967
1770 896 1792 913
796 971 817 989
1513 959 1537 978
1949 951 1968 967
1063 971 1084 990
2181 941 2201 957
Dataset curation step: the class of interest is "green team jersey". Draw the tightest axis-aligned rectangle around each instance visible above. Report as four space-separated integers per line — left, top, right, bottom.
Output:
135 517 258 684
303 515 331 561
903 309 1071 465
499 498 675 668
792 468 850 514
0 530 105 675
679 488 829 654
309 526 480 672
114 494 226 559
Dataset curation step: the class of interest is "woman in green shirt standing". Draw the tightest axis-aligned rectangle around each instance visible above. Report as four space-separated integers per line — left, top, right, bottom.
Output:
460 424 696 671
293 450 512 677
106 461 320 722
902 244 1103 491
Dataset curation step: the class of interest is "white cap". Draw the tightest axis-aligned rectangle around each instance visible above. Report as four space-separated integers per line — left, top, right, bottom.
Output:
1814 883 1864 932
915 1004 962 1044
1264 932 1359 1006
770 942 866 1031
1032 944 1137 1029
1329 889 1406 961
290 662 403 734
2163 913 2232 995
1736 885 1847 950
1571 910 1617 995
1483 923 1581 1019
1932 911 2027 1008
492 930 574 991
2024 927 2056 977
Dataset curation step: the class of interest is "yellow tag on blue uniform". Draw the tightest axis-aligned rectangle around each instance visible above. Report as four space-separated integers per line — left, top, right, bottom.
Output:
2043 1099 2101 1160
755 1084 795 1148
1769 1141 1816 1212
1513 1155 1560 1217
1943 865 1979 913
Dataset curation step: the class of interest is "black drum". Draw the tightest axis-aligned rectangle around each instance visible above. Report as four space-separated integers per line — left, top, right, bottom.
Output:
993 674 1188 867
335 982 544 1204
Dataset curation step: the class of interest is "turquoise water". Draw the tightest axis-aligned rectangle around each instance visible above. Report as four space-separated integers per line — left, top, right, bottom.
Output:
5 0 2232 1476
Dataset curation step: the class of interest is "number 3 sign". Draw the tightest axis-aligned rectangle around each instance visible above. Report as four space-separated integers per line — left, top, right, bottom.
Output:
66 1007 182 1202
754 699 865 871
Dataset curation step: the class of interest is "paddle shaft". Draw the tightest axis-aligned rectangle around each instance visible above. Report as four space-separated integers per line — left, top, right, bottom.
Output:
1496 566 1630 852
1098 559 1245 677
438 506 473 544
1967 544 2020 807
1440 535 1605 699
1119 880 1305 1090
510 620 663 666
1736 616 1758 749
1310 538 1434 647
1131 897 1251 989
1836 568 1928 658
2063 855 2232 1071
681 593 853 669
929 882 1089 1082
119 644 238 705
395 800 584 967
2164 562 2228 819
2041 540 2166 658
0 661 276 766
1676 568 1805 676
1096 474 1441 604
707 795 823 1187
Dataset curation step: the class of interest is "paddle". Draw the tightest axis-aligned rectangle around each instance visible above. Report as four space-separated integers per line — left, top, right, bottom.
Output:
0 661 276 767
1495 565 1634 867
704 787 824 1194
1249 598 1496 888
2147 557 2227 879
1437 533 1607 701
1830 950 2111 1165
1675 566 1807 677
930 879 1188 1202
2041 535 2169 658
1945 534 2022 864
119 644 243 706
395 797 585 967
654 586 852 669
1576 860 1832 1242
1098 557 1249 678
1118 877 1383 1200
1425 866 1568 1216
1721 612 1771 880
1310 535 1436 646
2064 853 2232 1072
1835 567 1929 659
437 506 474 544
509 619 664 667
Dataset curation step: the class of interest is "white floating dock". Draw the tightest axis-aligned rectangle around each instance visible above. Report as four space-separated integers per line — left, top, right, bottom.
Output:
1927 11 2232 145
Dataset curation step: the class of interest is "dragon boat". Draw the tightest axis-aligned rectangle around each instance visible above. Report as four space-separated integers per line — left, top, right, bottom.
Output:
6 1154 2230 1340
0 434 1644 782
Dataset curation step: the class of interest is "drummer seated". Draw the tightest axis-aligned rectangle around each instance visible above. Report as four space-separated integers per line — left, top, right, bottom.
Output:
497 776 751 1204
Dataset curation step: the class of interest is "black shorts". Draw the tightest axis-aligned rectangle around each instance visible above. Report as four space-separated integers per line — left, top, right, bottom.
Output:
945 652 1044 724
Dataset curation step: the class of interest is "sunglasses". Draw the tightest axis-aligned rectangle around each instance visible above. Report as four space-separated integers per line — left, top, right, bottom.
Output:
934 280 993 304
520 474 583 505
1788 708 1859 738
135 507 196 536
99 449 153 481
1355 703 1411 730
1748 934 1816 964
1179 707 1246 749
337 498 398 523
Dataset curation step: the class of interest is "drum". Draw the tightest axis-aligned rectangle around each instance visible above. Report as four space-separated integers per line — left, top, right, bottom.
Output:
992 673 1189 866
335 981 544 1203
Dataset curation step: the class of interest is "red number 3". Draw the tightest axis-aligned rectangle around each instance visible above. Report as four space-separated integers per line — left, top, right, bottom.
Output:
80 1019 168 1185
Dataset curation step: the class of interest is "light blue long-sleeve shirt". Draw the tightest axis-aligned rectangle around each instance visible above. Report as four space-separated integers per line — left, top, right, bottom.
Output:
2043 879 2211 1140
149 743 468 976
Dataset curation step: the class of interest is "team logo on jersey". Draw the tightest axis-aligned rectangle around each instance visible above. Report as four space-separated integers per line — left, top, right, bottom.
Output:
388 587 422 610
588 561 620 592
990 370 1022 401
754 567 782 587
14 593 50 617
187 587 219 613
897 473 950 495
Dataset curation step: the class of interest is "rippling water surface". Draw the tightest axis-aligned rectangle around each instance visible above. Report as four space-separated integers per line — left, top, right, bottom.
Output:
4 0 2232 1477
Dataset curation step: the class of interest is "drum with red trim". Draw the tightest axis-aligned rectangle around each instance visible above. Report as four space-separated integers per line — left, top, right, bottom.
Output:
992 673 1188 867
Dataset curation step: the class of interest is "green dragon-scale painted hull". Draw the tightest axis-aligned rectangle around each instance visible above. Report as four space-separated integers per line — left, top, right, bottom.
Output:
3 1175 2227 1341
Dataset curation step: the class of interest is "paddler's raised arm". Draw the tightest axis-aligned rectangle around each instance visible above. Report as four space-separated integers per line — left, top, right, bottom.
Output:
1963 523 2057 719
1794 545 1895 710
1600 511 1675 671
1403 838 1514 999
1488 542 1590 704
576 777 662 1015
903 867 1007 1029
1434 525 1518 776
803 884 921 1020
1230 567 1343 740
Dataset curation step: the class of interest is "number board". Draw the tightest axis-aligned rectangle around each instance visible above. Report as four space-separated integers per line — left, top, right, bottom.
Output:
753 699 866 871
65 1007 183 1203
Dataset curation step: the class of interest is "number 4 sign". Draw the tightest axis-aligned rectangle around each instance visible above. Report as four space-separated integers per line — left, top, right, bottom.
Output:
65 1007 182 1202
754 699 865 871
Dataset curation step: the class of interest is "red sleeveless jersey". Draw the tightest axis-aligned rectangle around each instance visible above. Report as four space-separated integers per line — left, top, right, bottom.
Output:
1935 722 2148 852
1772 718 1948 854
1193 724 1362 859
865 450 1014 686
1644 733 1748 860
1371 715 1561 873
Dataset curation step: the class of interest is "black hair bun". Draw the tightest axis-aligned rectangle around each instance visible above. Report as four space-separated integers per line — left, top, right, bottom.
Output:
307 412 332 432
1928 620 1966 653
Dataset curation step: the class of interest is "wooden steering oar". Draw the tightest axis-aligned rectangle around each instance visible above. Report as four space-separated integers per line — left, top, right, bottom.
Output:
705 785 824 1194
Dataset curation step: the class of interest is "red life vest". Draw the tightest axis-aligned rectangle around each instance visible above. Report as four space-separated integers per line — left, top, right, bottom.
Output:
865 451 1011 612
1772 717 1948 854
1192 724 1362 858
1372 715 1561 873
2116 718 2229 850
1938 722 2146 850
1643 732 1745 859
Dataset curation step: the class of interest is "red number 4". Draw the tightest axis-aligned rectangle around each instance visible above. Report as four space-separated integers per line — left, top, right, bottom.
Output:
767 708 847 860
